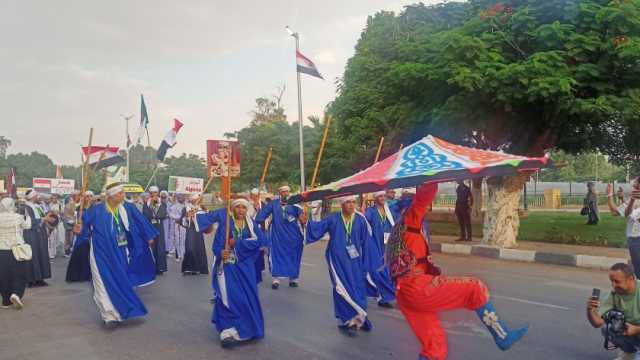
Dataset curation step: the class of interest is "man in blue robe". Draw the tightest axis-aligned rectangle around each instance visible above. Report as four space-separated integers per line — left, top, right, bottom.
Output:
305 195 373 337
73 183 158 328
196 198 269 348
363 191 410 308
255 185 305 289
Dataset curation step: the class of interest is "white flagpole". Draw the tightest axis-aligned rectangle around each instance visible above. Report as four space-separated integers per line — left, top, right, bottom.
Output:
287 26 306 192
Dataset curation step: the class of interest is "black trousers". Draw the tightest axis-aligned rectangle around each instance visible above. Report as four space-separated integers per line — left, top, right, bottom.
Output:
0 250 27 306
455 207 472 240
603 327 640 353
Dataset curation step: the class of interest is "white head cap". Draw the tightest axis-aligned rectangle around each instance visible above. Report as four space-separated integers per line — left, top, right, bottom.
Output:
250 188 259 195
149 186 159 193
26 189 38 201
373 191 386 198
84 190 95 196
338 195 357 205
106 183 124 197
160 190 169 196
0 197 15 213
231 198 250 209
278 185 291 193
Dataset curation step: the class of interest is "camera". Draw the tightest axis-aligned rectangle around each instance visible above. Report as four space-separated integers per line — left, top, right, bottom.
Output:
602 309 627 350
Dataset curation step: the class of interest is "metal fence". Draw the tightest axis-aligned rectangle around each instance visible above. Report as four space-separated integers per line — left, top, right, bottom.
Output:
433 193 614 209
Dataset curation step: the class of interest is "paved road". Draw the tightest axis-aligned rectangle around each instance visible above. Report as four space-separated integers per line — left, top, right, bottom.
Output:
0 239 611 360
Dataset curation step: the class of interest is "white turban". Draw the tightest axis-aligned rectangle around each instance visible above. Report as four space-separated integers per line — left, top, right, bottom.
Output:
149 186 159 193
231 198 250 209
338 195 357 205
250 188 259 195
26 190 38 201
106 184 124 197
278 185 290 192
84 190 94 196
373 191 386 198
0 197 15 213
160 190 169 196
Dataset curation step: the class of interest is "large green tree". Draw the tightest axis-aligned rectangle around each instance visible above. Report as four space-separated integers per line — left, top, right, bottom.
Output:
331 0 640 247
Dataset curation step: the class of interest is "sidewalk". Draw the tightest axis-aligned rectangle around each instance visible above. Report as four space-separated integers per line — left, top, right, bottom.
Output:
430 235 630 271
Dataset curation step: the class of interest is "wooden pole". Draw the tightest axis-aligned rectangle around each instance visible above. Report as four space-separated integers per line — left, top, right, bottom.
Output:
398 143 404 152
374 136 385 163
77 128 94 225
257 147 273 209
224 147 233 253
144 164 160 191
310 116 331 190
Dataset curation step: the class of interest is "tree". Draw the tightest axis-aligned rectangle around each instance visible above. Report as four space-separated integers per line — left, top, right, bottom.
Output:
0 136 11 159
330 0 640 247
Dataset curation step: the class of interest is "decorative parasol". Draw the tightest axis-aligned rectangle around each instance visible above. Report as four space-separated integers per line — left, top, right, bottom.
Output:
289 135 549 204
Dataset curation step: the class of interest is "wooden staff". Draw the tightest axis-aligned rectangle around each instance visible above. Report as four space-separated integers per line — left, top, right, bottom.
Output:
144 164 160 191
374 136 385 163
77 129 94 225
310 116 331 190
256 147 273 209
224 147 233 252
399 143 404 152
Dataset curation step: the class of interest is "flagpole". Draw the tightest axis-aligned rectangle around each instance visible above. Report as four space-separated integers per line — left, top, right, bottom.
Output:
124 115 131 183
288 28 306 193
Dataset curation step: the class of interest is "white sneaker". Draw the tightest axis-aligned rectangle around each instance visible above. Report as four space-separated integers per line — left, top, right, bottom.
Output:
614 350 636 360
10 294 23 310
0 305 9 309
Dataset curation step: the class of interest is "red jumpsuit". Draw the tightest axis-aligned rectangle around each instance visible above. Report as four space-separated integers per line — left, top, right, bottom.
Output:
395 183 489 360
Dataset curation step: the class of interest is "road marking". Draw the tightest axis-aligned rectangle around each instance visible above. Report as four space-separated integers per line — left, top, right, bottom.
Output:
544 281 603 291
492 294 572 310
302 262 317 267
378 310 490 338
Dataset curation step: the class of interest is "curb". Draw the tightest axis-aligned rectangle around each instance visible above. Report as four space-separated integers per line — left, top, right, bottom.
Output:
431 243 628 271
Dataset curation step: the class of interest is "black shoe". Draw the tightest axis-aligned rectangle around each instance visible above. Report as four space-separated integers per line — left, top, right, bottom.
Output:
455 238 466 242
34 280 48 287
210 298 215 304
102 320 118 330
289 281 299 288
377 301 394 309
220 337 237 349
271 282 279 290
339 325 358 337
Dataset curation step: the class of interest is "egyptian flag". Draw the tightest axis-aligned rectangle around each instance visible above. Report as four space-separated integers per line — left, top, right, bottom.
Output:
55 165 63 179
82 146 125 170
157 118 184 161
136 94 149 145
296 51 323 79
7 168 16 198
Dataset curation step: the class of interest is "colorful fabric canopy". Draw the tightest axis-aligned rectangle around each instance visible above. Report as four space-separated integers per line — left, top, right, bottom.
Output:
289 135 549 204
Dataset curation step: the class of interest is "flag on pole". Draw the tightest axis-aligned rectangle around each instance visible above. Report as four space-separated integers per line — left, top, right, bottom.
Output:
7 168 16 198
82 146 125 170
296 50 323 79
136 94 149 145
157 119 184 161
55 165 63 179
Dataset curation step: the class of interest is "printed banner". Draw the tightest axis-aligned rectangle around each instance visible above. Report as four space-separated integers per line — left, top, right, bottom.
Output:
207 140 240 177
168 176 204 194
32 178 76 195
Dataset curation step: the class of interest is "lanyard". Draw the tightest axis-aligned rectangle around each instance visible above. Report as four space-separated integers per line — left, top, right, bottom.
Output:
377 207 387 224
233 218 246 240
107 203 122 229
341 213 354 241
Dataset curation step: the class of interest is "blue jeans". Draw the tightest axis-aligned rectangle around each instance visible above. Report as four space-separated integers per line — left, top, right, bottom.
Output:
628 237 640 278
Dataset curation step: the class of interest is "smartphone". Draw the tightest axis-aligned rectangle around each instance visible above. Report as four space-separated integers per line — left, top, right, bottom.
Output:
592 288 601 300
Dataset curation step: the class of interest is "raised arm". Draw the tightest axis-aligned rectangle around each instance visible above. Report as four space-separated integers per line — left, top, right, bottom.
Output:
306 216 332 245
403 183 439 229
255 201 273 224
196 209 224 233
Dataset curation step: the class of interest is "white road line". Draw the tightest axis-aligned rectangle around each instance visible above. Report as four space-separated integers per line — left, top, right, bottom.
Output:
302 262 317 267
378 310 490 338
544 281 603 291
492 294 573 310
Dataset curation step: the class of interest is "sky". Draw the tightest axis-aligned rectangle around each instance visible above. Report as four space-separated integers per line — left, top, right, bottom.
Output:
1 0 442 165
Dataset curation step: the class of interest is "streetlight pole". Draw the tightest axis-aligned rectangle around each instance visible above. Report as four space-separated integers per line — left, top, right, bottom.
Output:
287 26 306 192
122 114 134 183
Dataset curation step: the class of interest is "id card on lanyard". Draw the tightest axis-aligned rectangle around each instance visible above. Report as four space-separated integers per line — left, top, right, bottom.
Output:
342 214 359 259
110 206 128 247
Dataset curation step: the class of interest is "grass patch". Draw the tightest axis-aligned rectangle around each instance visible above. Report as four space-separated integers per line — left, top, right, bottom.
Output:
429 212 628 248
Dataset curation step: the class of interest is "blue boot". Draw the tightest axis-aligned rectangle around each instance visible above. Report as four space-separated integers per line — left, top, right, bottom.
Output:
476 301 528 351
418 355 430 360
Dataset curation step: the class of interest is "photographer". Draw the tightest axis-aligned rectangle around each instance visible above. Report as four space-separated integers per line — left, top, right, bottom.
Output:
588 263 640 359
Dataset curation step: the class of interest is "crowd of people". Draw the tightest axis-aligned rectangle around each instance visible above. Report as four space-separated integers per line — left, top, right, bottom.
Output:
0 179 549 360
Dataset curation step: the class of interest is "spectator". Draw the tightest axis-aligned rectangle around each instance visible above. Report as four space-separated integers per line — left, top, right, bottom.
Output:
0 197 31 310
583 182 600 225
455 180 473 242
607 179 640 278
587 263 640 359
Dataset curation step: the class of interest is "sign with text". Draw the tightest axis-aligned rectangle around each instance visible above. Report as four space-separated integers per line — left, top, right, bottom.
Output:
32 178 76 195
168 176 204 194
207 140 240 177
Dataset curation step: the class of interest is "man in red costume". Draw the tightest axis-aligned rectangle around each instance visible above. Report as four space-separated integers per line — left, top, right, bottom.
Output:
387 182 528 360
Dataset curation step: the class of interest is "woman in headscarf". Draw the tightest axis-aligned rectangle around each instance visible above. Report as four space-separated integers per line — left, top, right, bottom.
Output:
0 197 32 309
181 194 209 275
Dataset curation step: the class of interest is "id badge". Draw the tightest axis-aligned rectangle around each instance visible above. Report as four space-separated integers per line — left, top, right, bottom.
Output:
383 233 390 244
117 232 128 247
346 244 360 259
287 215 296 222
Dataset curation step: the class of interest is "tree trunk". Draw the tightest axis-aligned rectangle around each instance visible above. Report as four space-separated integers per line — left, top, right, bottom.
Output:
482 173 528 248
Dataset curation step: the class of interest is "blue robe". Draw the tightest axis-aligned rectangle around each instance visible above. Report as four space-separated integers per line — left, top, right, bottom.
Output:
197 209 268 341
306 212 373 329
75 202 158 321
256 200 304 280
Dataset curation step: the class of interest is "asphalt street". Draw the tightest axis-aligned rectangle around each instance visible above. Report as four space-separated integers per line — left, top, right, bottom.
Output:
0 238 613 360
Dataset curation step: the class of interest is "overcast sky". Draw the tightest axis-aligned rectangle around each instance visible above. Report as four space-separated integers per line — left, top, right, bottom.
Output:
1 0 441 165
